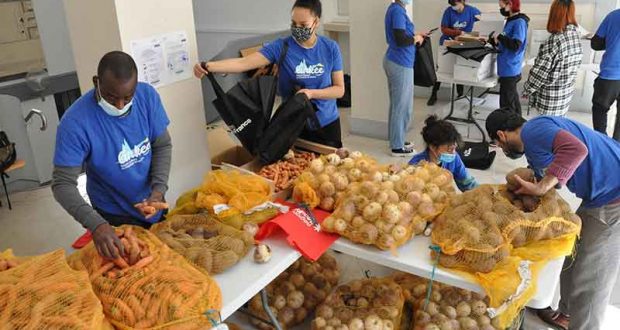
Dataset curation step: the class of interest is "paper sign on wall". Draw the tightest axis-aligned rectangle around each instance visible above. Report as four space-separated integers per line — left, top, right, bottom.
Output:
130 31 191 88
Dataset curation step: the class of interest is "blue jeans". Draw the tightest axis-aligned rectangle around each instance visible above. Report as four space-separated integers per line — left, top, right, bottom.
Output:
383 56 414 150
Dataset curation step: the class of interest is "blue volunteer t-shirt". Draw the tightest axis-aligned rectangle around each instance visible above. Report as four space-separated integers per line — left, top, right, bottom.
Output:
384 2 415 68
408 150 478 192
595 9 620 80
260 35 343 129
497 15 528 77
54 82 170 222
521 116 620 208
439 5 481 46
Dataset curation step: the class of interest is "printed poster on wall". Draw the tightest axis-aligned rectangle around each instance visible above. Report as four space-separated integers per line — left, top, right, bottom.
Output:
130 31 191 88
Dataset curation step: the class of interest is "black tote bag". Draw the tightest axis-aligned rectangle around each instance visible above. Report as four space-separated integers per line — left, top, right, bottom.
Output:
414 37 437 87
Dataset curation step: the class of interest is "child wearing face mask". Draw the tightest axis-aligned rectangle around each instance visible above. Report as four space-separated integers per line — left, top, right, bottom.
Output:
409 115 478 192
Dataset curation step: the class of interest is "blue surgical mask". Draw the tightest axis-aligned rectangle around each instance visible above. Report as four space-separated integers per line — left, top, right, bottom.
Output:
97 85 132 117
401 0 412 5
452 5 461 11
439 152 457 164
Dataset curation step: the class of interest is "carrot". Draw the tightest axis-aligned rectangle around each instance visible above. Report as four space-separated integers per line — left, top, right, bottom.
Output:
0 260 7 271
90 262 115 280
112 257 129 269
0 287 16 325
113 298 136 326
139 249 150 258
6 260 18 269
39 282 79 294
120 238 131 256
127 295 146 321
124 226 134 238
40 317 83 328
133 255 154 269
134 319 157 328
150 202 169 210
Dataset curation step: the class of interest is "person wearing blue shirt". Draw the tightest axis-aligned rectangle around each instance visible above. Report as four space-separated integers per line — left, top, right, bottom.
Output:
52 51 172 259
591 9 620 142
194 0 345 148
495 0 529 115
486 108 620 330
428 0 482 106
409 115 478 192
383 0 427 157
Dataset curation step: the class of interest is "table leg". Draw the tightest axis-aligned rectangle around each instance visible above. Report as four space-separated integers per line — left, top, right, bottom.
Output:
1 173 10 210
261 289 282 330
444 83 456 120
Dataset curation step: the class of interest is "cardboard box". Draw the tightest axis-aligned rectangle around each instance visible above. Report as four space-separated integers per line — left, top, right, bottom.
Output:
437 46 457 75
454 64 493 82
207 126 254 169
456 53 495 69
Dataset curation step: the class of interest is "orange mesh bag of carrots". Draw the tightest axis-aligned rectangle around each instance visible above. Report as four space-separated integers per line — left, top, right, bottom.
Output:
0 248 28 272
248 253 340 329
311 277 405 330
321 161 455 251
67 226 222 329
151 213 255 274
0 249 105 329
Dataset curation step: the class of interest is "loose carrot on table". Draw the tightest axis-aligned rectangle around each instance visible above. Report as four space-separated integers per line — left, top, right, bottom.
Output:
90 262 115 281
111 257 129 269
133 255 154 269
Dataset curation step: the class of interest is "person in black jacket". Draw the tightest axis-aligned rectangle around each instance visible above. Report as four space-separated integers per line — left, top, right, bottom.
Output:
383 0 427 157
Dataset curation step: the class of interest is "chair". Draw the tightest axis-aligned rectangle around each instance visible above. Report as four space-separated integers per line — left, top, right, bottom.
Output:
1 159 25 210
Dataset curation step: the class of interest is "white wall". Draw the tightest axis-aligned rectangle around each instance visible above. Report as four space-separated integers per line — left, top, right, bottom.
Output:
31 0 75 75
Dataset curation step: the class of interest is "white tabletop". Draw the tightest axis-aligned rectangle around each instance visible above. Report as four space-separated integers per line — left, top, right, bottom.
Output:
214 231 301 320
437 73 498 89
331 236 563 309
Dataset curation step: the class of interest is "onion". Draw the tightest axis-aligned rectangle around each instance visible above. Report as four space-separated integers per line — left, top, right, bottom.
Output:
382 204 402 224
342 157 355 169
349 151 363 159
310 159 325 174
392 225 408 241
326 153 342 166
334 219 348 234
351 216 365 228
407 191 423 207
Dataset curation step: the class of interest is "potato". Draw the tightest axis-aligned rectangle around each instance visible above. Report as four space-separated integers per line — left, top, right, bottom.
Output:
424 324 441 330
313 317 328 329
471 300 487 317
290 273 305 288
336 307 355 323
427 301 440 316
441 306 457 319
439 320 455 330
274 295 287 310
505 168 535 190
287 291 305 309
328 318 342 327
477 315 491 326
349 318 364 330
279 307 295 325
364 315 383 330
415 311 432 324
456 302 471 317
432 313 449 324
357 297 370 308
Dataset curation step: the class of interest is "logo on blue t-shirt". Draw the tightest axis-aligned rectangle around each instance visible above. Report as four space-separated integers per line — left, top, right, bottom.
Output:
117 137 151 170
295 59 325 79
453 21 468 29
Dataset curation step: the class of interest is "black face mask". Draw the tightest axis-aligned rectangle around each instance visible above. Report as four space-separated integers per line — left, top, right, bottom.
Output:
502 140 524 159
500 7 510 17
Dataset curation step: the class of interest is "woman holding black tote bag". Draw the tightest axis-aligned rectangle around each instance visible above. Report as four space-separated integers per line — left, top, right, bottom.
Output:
194 0 345 148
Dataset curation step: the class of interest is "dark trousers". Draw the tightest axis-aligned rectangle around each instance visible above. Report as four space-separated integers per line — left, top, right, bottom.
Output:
431 82 464 97
95 208 152 229
299 118 343 148
499 75 522 116
592 77 620 141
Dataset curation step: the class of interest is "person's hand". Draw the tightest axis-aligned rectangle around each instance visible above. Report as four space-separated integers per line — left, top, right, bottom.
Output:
513 175 545 196
297 89 314 100
494 34 500 45
414 34 425 45
93 223 124 259
134 191 168 219
193 62 209 79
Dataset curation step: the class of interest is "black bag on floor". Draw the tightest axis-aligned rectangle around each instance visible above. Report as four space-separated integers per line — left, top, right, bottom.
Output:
414 37 437 87
0 131 16 171
458 141 496 170
258 94 319 165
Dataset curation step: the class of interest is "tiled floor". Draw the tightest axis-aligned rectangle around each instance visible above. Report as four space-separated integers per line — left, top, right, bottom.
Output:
0 96 618 329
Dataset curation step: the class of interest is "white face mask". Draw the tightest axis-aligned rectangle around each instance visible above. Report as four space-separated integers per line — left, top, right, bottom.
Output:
97 84 132 117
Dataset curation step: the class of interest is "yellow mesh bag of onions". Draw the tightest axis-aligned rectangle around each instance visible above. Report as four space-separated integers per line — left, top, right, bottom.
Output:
311 277 405 330
431 184 581 273
293 150 379 212
248 254 340 329
322 161 456 251
150 213 255 274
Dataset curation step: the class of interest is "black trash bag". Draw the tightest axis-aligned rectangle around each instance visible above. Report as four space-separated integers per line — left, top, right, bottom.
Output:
458 141 496 170
414 37 437 87
337 74 351 107
258 94 320 165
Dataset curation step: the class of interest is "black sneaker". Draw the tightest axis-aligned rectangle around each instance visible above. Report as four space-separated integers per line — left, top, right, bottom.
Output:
391 147 416 157
427 94 438 106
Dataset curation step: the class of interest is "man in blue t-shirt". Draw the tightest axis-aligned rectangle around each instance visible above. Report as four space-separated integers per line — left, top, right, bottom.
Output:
591 9 620 142
495 0 529 115
428 0 482 106
486 108 620 330
52 51 172 259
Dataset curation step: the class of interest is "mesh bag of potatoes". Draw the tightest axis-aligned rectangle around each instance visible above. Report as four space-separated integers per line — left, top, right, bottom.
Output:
311 277 405 330
321 161 455 251
293 149 379 211
168 169 273 220
248 254 340 329
67 226 222 329
432 182 581 273
402 276 509 330
0 249 106 329
150 213 254 274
